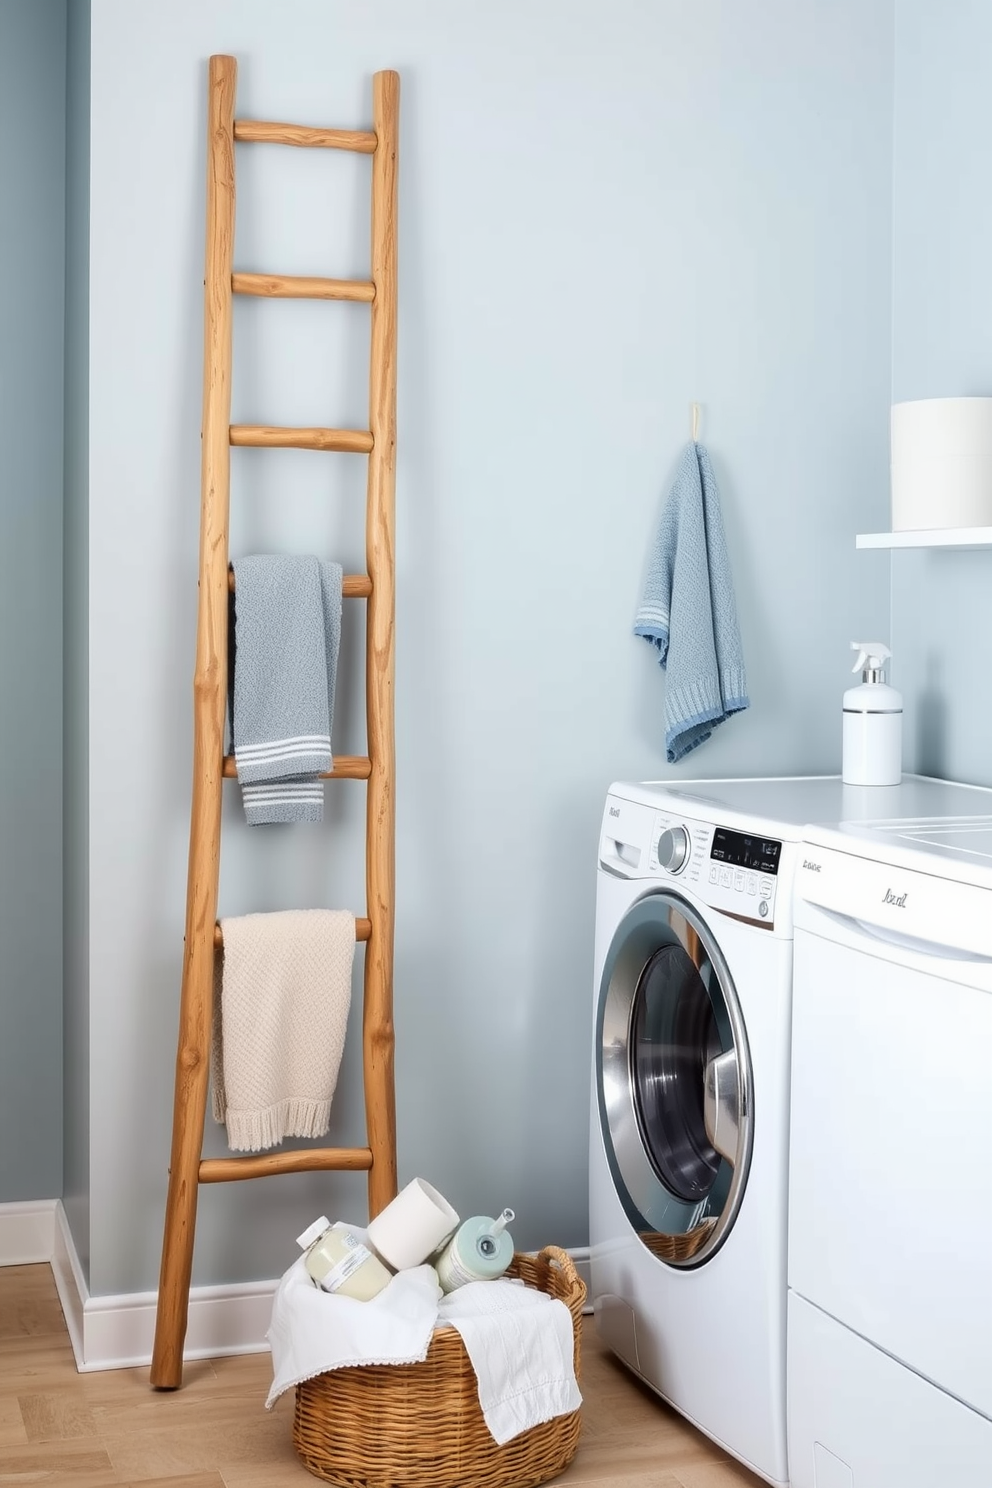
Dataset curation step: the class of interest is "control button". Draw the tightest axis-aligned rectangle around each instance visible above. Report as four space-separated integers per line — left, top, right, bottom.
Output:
657 824 690 874
734 870 745 892
709 865 718 884
719 867 732 888
760 878 774 896
747 874 757 895
758 900 769 918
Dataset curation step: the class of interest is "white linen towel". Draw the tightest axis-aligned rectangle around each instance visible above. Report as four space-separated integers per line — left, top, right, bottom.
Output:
437 1278 582 1445
211 908 355 1152
265 1252 442 1408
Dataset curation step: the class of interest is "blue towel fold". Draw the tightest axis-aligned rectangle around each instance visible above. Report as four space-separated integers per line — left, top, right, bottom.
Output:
230 555 343 824
634 442 749 762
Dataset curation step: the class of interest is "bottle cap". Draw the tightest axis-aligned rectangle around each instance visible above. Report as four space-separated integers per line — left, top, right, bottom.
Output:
296 1216 331 1250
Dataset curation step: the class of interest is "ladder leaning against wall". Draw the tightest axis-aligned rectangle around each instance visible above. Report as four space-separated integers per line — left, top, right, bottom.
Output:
150 55 400 1391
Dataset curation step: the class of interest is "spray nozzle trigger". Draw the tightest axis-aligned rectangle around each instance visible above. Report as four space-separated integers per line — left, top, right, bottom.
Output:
489 1208 514 1238
476 1210 514 1259
851 641 891 676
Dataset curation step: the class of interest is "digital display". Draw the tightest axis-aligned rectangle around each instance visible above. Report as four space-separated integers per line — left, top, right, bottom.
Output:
710 828 782 876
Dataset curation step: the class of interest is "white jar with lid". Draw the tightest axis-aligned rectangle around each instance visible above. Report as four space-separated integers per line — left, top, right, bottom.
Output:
297 1217 393 1301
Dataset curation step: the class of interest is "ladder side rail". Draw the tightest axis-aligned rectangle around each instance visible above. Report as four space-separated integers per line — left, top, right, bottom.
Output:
151 52 238 1390
363 70 400 1220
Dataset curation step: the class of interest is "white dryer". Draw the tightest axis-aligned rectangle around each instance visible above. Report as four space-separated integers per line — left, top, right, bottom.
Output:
789 806 992 1488
589 774 992 1488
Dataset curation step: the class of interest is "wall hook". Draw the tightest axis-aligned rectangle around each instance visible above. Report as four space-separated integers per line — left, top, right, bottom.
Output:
691 402 701 442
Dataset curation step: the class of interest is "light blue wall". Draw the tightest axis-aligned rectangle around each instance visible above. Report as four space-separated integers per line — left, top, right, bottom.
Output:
891 1 992 784
63 0 91 1276
75 0 895 1295
0 0 66 1203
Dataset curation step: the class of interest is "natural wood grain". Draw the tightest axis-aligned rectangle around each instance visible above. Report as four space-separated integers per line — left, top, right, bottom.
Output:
0 1438 116 1485
363 69 400 1221
233 272 375 302
116 1475 227 1488
229 424 373 453
679 1466 771 1486
234 119 376 152
156 60 400 1391
151 52 238 1392
0 1262 67 1340
0 1265 764 1488
18 1390 98 1440
0 1393 27 1446
221 752 372 780
198 1146 373 1182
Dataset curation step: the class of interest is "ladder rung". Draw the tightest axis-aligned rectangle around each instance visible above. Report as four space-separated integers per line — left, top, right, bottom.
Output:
233 272 375 303
230 424 373 453
222 753 371 780
199 1147 374 1183
213 918 371 948
227 569 372 598
234 119 376 153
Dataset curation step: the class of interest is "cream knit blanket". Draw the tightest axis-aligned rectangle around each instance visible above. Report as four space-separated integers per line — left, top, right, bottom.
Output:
211 909 355 1153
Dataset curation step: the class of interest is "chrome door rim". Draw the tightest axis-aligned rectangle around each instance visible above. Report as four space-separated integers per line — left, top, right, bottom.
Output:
596 889 754 1268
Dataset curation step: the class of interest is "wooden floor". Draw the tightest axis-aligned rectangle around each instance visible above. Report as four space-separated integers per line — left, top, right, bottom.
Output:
0 1264 764 1487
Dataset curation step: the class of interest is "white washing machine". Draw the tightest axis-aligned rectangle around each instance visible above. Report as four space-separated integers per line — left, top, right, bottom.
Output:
589 774 992 1488
789 804 992 1488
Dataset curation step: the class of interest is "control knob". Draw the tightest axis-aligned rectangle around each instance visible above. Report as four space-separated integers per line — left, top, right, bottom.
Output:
657 824 690 874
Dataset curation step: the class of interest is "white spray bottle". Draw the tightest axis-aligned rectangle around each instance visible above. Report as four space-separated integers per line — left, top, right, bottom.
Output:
842 642 903 786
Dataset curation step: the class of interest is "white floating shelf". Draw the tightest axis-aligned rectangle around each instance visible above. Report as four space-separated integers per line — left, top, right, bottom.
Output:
856 527 992 550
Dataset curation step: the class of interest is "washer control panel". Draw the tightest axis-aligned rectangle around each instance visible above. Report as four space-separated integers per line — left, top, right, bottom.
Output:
598 793 783 929
651 813 781 927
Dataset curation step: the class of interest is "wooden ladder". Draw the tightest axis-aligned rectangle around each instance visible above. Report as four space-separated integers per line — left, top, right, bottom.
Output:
150 55 399 1391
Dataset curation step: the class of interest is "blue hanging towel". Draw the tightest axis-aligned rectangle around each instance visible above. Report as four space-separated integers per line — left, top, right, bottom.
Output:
634 442 749 762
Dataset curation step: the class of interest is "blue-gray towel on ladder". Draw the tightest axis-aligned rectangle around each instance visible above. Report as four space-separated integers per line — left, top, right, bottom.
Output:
230 555 343 824
634 442 749 762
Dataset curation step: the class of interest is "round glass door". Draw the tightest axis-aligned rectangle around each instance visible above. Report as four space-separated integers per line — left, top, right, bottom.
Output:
596 890 753 1267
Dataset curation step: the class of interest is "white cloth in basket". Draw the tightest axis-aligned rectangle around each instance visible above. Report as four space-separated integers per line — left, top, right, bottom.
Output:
265 1236 581 1443
265 1253 441 1408
437 1277 582 1445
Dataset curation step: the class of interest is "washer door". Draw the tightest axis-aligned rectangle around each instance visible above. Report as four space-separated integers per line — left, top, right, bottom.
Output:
597 890 753 1267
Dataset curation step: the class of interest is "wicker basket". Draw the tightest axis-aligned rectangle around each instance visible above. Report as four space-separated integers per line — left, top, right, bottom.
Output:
292 1245 585 1488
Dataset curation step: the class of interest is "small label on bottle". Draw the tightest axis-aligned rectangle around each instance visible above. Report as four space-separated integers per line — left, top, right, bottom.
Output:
317 1238 376 1295
437 1241 483 1291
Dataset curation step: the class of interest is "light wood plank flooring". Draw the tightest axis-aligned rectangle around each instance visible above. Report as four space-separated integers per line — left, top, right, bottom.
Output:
0 1264 764 1487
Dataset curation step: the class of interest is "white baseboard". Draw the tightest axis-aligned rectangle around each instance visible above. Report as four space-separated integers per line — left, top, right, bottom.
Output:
0 1199 57 1264
51 1203 277 1372
8 1202 593 1372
